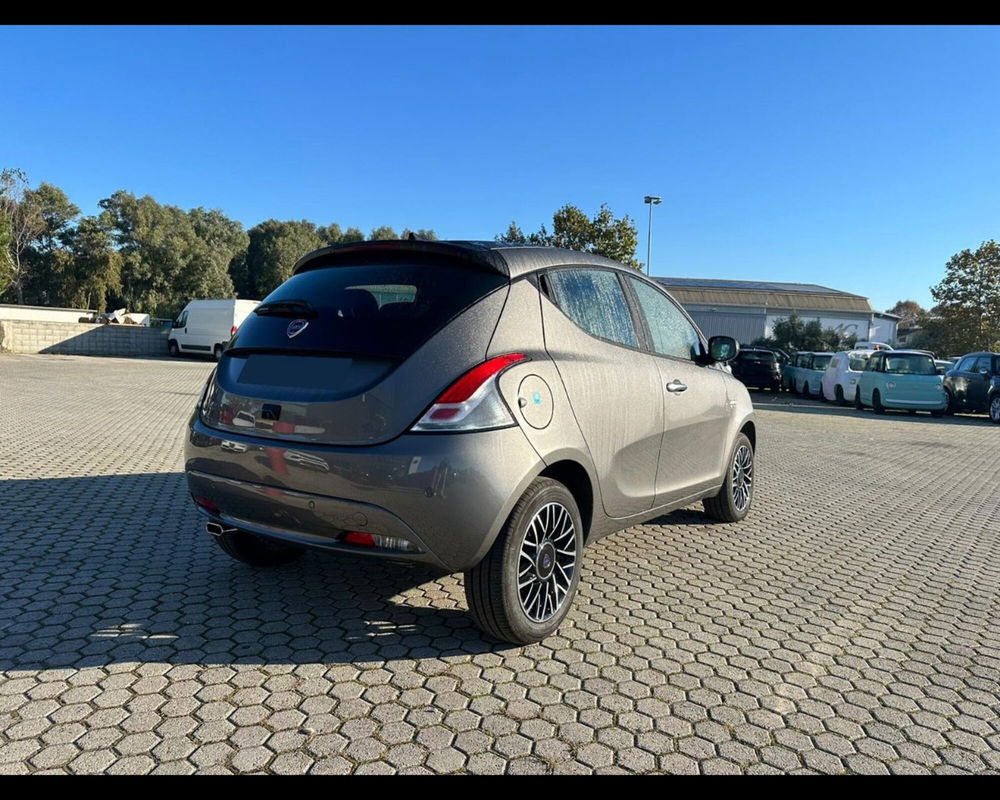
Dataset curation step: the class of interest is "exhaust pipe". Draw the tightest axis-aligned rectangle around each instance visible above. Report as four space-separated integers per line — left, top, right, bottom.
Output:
206 521 236 537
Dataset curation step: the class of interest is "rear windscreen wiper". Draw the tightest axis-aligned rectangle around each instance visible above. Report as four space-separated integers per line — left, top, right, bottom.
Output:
253 300 318 318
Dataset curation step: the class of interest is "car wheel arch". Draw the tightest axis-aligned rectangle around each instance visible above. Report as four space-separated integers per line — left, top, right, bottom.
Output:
539 459 595 543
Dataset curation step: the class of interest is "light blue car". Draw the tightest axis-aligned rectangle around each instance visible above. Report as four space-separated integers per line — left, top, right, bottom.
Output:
855 350 947 416
794 352 833 398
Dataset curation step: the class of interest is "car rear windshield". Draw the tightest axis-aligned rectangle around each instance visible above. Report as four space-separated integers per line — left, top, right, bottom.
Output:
883 354 937 375
847 353 870 371
229 263 506 360
738 351 776 363
811 354 833 370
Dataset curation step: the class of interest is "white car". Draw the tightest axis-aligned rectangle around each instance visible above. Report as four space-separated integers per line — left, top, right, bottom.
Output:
168 298 259 361
821 350 874 405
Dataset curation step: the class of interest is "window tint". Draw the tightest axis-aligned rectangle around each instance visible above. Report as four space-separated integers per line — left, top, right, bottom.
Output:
175 311 188 327
866 355 881 372
627 278 701 360
547 269 638 348
230 263 506 360
812 354 833 370
957 356 977 372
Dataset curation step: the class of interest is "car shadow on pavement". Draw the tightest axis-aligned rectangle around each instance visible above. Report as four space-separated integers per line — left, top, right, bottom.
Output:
0 473 522 672
749 391 991 426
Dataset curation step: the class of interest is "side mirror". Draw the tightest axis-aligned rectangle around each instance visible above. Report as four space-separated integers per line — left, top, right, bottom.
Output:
708 335 739 363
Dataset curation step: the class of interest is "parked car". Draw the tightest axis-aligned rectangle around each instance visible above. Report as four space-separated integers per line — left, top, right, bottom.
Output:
792 352 833 397
184 240 757 644
730 347 782 391
855 350 946 416
754 346 789 366
933 359 952 375
168 299 260 361
821 350 873 404
942 352 1000 422
781 351 809 391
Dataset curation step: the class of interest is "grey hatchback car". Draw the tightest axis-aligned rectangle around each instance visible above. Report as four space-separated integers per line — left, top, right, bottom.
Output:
186 240 756 644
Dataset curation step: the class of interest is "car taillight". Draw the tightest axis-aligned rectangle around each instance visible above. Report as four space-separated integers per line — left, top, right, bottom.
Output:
411 353 527 432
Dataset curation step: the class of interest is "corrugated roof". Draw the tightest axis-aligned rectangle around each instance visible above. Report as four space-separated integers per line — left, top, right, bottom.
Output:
654 278 874 314
655 277 866 298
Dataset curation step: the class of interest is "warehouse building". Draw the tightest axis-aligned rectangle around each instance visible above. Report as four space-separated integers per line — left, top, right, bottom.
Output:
652 278 899 346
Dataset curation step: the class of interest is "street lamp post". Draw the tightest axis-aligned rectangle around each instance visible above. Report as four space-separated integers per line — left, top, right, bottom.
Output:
643 195 662 275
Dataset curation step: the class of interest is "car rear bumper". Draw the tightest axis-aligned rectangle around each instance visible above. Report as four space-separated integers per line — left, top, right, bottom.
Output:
882 395 948 410
185 418 543 572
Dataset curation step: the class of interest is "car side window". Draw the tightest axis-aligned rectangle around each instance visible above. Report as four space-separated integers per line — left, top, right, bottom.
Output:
175 311 188 328
866 354 881 372
974 356 992 373
546 269 638 348
627 277 701 360
957 356 976 372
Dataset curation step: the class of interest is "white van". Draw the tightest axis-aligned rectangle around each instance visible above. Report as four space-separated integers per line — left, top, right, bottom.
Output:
168 299 259 361
821 350 874 404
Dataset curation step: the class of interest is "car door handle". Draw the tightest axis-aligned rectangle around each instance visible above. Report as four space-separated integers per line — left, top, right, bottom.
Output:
666 380 688 393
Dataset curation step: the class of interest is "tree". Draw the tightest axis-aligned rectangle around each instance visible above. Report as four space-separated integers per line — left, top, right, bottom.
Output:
231 219 324 300
99 191 242 316
753 312 857 352
60 216 122 311
401 228 438 241
885 299 926 327
368 225 398 241
929 240 1000 353
0 168 46 303
497 203 641 269
22 182 81 306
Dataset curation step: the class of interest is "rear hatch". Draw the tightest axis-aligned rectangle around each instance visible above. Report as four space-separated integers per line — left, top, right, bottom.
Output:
200 258 508 445
882 354 944 404
735 352 779 378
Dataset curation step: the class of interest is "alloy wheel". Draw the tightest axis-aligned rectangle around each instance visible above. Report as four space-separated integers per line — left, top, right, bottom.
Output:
991 395 1000 424
731 444 754 512
517 502 577 623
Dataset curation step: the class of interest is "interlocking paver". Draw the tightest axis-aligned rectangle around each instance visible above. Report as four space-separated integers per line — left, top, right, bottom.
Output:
1 355 999 773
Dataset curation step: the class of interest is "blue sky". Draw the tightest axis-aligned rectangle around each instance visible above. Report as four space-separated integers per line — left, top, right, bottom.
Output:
6 25 1000 311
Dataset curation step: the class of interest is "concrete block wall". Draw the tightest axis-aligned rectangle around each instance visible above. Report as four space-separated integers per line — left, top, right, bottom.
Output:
0 320 170 358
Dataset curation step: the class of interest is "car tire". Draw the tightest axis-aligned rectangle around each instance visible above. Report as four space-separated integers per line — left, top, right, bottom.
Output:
214 528 304 566
945 390 959 415
802 382 810 398
989 394 1000 424
854 390 865 410
834 385 844 405
465 477 583 645
703 432 754 524
872 389 886 414
930 410 944 418
168 340 179 357
213 344 225 362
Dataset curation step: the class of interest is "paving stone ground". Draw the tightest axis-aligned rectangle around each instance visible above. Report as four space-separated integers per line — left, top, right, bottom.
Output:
1 354 998 775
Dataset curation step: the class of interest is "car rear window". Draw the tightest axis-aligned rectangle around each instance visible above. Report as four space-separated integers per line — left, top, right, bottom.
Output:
738 351 776 363
812 354 833 370
229 263 506 360
847 353 870 371
884 354 937 375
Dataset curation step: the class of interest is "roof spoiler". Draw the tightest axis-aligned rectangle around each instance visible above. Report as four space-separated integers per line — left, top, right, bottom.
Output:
292 240 511 277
